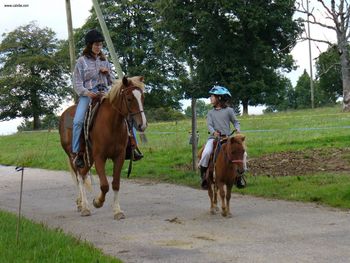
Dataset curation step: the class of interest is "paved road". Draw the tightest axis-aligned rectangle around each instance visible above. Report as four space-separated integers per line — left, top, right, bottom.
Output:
1 165 350 263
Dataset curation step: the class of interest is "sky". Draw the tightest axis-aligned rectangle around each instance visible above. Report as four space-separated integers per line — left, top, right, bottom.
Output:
0 0 336 135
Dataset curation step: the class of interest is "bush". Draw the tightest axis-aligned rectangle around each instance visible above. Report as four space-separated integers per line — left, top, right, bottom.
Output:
145 107 185 122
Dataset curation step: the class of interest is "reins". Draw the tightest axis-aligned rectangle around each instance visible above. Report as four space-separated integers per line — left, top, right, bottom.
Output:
110 86 144 119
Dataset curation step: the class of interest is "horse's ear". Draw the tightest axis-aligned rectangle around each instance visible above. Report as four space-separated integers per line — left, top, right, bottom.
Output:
240 135 245 142
138 76 144 82
122 76 128 86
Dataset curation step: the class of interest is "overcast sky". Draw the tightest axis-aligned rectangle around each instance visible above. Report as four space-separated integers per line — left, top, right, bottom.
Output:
0 0 336 134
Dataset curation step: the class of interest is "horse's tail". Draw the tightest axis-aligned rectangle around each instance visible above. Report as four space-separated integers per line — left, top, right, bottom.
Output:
67 158 93 192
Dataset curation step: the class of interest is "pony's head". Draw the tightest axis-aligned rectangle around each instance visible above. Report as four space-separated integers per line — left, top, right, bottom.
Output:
107 76 147 132
226 134 246 174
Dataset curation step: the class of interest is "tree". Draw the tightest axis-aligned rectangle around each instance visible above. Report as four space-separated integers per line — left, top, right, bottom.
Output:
265 76 296 111
294 70 312 108
0 22 70 129
296 0 350 111
184 100 212 118
315 46 343 104
156 0 301 114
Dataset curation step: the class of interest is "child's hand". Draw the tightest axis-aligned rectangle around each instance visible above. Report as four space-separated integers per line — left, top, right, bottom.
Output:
100 67 109 74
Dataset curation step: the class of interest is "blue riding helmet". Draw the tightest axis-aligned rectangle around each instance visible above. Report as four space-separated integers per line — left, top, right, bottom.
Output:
209 86 232 97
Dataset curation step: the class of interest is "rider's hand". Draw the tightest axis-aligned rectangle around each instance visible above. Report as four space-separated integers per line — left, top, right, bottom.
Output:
100 67 109 74
213 131 220 137
87 91 97 98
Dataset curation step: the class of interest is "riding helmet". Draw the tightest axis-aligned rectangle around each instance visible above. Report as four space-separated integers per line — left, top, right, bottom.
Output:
85 29 104 45
209 86 232 98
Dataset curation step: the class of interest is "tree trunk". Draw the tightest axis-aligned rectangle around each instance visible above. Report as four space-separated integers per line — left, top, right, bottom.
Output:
33 114 41 130
340 45 350 111
242 99 249 115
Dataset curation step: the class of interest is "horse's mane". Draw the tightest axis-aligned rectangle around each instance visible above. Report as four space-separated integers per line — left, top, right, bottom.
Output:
105 76 145 103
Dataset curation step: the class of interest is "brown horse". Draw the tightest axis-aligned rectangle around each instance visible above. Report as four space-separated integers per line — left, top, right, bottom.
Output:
204 134 246 217
59 76 147 220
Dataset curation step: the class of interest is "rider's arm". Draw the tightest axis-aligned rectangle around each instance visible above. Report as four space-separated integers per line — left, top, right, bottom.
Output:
106 60 115 86
229 108 241 133
73 57 89 96
207 111 216 136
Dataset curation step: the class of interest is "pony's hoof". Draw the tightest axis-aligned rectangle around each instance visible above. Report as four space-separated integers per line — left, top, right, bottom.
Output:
221 211 227 217
210 208 217 215
93 198 103 208
80 209 91 216
226 212 233 218
77 206 82 212
114 212 126 220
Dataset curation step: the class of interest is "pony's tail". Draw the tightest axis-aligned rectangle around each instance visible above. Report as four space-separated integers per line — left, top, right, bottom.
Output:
67 158 93 192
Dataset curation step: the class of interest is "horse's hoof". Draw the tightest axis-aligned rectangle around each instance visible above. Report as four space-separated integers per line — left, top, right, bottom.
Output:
93 198 103 208
114 212 126 220
80 209 91 216
221 211 227 217
77 206 82 212
215 206 220 212
210 208 217 215
227 212 233 218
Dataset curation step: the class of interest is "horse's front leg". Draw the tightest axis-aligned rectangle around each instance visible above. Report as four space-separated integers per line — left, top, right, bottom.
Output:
93 157 109 209
208 180 216 215
226 184 233 218
77 172 91 216
218 183 228 217
112 156 126 220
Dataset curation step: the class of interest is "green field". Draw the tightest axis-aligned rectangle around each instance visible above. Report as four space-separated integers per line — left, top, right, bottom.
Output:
0 210 121 263
1 105 350 262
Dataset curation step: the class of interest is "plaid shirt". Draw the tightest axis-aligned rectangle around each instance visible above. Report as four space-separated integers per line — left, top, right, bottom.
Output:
73 55 114 96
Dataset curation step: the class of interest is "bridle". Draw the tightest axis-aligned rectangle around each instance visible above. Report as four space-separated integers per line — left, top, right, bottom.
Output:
113 85 145 118
224 141 245 164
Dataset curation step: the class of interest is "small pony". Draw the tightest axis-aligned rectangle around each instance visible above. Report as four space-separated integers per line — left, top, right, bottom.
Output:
199 134 246 217
59 76 147 220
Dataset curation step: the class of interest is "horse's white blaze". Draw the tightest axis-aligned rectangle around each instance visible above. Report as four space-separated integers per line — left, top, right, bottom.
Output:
113 190 122 214
132 89 147 130
78 174 89 211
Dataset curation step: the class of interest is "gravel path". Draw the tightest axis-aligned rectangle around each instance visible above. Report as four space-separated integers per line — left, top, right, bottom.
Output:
1 165 350 263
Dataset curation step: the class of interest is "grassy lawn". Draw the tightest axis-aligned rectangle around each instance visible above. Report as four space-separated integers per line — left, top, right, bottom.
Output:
0 210 121 263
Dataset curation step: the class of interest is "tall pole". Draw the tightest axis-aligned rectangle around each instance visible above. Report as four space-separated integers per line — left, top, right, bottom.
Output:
191 98 197 171
65 0 77 102
306 0 315 108
92 0 124 79
65 0 75 75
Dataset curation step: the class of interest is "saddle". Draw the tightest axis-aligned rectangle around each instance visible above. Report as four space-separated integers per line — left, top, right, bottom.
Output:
207 137 228 179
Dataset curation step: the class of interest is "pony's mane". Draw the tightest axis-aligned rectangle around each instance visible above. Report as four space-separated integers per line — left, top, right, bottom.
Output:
105 76 145 103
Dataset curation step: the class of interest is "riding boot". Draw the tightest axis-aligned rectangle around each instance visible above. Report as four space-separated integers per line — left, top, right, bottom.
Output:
236 173 246 189
71 153 85 169
133 147 144 161
199 166 208 190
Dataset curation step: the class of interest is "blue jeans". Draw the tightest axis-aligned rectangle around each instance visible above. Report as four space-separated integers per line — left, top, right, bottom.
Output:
72 86 107 153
